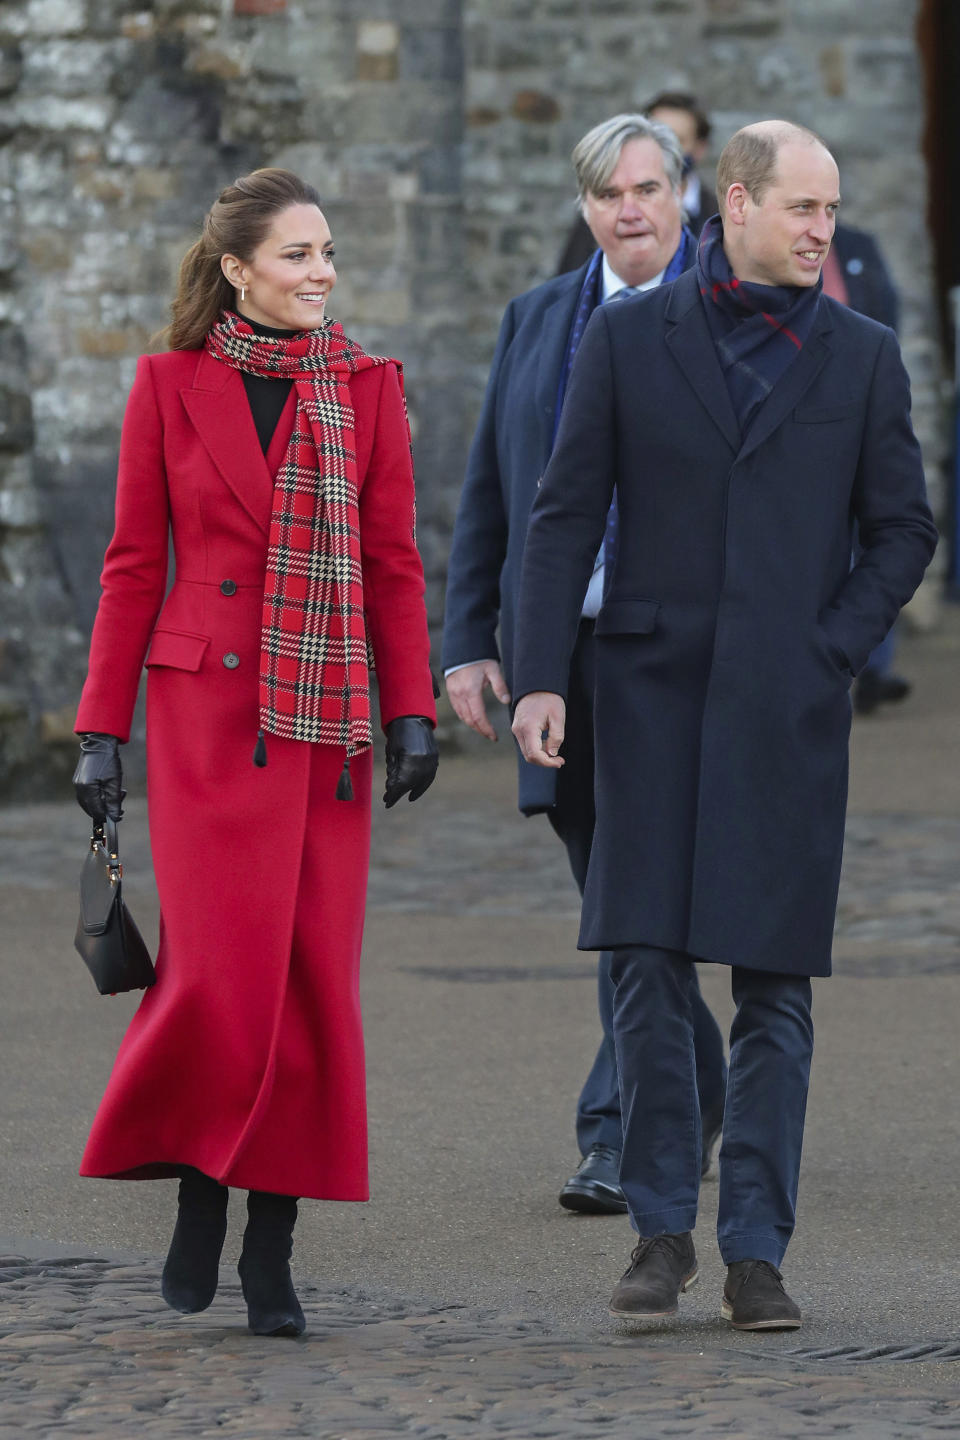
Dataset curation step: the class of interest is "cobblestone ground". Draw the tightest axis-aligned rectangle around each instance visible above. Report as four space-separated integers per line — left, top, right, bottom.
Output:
3 622 960 1436
1 1253 959 1439
4 800 959 978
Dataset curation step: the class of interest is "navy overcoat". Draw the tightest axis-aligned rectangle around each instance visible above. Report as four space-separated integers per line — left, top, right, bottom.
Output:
513 269 938 977
441 263 589 814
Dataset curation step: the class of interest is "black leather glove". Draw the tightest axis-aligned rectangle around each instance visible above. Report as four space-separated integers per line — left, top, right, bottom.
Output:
383 715 438 809
73 733 125 822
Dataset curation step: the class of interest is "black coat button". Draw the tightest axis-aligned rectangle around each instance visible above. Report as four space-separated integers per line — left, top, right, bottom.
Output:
220 579 237 596
222 652 240 669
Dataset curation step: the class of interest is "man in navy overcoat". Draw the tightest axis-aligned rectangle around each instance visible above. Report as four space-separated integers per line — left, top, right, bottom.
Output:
513 121 938 1329
442 116 728 1216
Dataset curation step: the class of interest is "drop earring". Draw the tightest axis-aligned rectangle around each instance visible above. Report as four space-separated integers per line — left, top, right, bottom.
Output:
240 285 246 302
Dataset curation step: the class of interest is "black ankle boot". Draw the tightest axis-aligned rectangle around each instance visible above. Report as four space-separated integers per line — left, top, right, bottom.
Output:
238 1191 305 1336
161 1167 229 1314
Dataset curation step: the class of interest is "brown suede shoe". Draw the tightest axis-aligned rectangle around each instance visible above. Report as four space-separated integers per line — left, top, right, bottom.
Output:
608 1232 698 1321
722 1260 802 1330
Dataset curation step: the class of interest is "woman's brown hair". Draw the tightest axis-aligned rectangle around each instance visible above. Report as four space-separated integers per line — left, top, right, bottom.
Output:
167 168 324 350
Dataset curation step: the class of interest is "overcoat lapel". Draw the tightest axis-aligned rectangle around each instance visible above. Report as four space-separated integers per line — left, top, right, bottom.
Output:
533 272 585 464
736 305 834 462
180 350 273 536
664 272 740 453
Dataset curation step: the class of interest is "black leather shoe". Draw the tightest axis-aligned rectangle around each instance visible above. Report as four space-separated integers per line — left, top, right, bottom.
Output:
161 1168 229 1314
700 1082 726 1177
559 1144 627 1214
722 1259 802 1330
609 1232 698 1320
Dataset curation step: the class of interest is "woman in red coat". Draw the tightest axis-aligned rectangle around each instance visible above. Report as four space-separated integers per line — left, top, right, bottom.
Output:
72 169 438 1336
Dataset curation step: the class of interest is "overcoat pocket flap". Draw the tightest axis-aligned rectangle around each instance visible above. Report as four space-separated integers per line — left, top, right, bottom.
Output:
594 598 660 635
145 629 210 671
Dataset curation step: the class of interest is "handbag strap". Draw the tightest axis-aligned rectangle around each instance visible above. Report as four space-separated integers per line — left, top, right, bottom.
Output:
92 818 123 882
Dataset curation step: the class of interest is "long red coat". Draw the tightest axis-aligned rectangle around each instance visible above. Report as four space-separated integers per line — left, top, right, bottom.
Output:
75 345 436 1200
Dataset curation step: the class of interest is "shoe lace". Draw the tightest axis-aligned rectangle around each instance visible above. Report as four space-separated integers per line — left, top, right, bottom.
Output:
628 1234 686 1267
580 1144 619 1171
737 1259 785 1292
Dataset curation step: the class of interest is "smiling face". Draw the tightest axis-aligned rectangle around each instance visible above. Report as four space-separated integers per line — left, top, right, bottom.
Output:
724 141 840 289
220 202 336 330
581 137 684 287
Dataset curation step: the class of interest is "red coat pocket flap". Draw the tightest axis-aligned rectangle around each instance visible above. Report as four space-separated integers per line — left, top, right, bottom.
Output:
145 629 210 671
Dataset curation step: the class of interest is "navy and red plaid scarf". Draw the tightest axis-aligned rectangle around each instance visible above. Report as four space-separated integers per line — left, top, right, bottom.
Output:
697 214 821 434
206 311 405 759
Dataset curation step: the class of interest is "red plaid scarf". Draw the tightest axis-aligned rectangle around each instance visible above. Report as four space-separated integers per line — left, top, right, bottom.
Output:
205 311 404 761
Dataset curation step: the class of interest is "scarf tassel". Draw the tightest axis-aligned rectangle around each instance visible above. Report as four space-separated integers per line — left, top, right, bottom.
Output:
253 729 268 768
336 757 354 802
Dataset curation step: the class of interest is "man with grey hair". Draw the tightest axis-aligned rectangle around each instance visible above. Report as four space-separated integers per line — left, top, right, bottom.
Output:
512 120 937 1327
443 113 727 1216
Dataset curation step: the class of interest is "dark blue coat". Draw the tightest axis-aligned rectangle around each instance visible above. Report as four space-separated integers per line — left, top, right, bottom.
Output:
441 263 589 813
832 223 899 330
512 269 938 977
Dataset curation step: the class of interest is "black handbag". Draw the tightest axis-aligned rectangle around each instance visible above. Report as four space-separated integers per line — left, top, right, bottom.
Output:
74 818 156 995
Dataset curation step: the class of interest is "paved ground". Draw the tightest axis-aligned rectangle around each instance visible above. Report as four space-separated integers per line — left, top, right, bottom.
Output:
1 614 959 1435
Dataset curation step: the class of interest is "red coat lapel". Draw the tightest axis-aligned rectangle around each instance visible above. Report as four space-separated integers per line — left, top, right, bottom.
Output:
179 350 274 536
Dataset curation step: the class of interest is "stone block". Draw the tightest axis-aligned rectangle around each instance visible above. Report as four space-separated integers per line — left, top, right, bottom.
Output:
21 38 131 96
14 94 114 130
75 327 148 358
0 41 22 94
23 228 73 271
357 19 399 55
233 0 287 15
0 455 41 528
418 143 461 195
400 25 462 83
0 389 33 452
511 90 561 123
24 0 86 37
703 0 784 38
819 43 847 98
270 143 344 195
348 288 411 325
365 0 461 24
120 13 156 41
0 215 17 273
40 702 78 743
356 19 399 80
339 84 460 146
131 167 179 201
187 42 251 82
356 51 398 82
467 106 501 127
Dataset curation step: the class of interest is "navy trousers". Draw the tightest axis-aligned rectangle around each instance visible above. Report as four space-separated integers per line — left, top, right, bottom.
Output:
546 624 727 1156
610 944 814 1264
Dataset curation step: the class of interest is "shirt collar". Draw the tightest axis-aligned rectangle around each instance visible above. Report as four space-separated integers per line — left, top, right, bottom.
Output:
601 254 665 302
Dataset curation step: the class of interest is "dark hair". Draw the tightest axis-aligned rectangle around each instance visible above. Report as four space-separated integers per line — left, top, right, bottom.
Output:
716 121 828 214
644 91 712 144
167 168 323 351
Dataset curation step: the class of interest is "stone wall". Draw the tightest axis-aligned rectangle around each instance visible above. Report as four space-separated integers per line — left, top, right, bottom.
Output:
0 0 463 795
0 0 945 796
464 0 943 481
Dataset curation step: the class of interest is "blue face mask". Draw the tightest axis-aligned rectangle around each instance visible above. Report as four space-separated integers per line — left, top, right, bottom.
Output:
681 152 696 179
